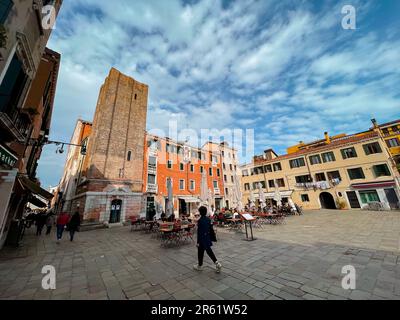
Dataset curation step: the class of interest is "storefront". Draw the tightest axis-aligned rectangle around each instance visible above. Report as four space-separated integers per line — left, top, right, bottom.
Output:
351 180 399 210
178 196 200 216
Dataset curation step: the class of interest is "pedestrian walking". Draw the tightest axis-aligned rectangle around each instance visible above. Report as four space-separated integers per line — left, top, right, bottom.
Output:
67 211 81 242
35 211 47 236
56 212 69 243
193 206 222 273
45 213 55 235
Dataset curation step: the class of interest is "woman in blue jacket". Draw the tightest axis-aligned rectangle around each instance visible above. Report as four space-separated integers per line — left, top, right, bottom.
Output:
193 206 222 273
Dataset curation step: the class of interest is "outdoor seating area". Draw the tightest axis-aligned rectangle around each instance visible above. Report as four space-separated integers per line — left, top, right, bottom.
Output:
130 216 196 247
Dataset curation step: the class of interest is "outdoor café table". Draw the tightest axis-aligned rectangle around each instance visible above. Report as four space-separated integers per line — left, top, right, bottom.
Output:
263 213 279 224
226 218 242 231
144 221 157 233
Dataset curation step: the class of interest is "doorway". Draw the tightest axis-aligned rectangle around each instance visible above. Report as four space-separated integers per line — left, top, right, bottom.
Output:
319 192 336 209
346 191 361 208
109 199 122 223
385 188 399 209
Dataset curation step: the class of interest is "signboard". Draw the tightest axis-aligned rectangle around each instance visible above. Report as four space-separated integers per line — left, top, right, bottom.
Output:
0 145 17 168
241 213 256 221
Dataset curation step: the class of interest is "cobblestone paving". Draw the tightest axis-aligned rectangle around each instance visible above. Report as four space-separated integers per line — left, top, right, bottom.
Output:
0 210 400 300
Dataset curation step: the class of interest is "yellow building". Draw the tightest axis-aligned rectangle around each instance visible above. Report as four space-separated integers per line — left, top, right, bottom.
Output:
241 131 400 211
372 119 400 171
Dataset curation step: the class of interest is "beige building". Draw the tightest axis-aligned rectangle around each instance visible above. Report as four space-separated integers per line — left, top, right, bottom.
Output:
241 131 400 211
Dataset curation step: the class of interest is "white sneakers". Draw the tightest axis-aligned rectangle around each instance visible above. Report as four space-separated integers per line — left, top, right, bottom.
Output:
193 262 222 273
215 261 222 273
193 265 203 271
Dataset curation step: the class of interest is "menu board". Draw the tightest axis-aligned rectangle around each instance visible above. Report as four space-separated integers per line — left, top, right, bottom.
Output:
241 213 256 221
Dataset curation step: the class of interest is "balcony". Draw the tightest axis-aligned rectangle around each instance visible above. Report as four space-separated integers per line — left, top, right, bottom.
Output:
146 184 157 194
147 164 157 175
0 108 31 143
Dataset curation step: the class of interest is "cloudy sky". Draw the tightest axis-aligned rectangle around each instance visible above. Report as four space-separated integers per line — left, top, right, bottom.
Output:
37 0 400 188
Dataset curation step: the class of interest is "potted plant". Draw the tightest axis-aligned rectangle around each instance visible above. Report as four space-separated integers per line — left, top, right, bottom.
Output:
336 198 347 210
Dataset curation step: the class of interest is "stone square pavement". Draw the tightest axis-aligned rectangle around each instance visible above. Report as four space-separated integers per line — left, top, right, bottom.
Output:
0 209 400 300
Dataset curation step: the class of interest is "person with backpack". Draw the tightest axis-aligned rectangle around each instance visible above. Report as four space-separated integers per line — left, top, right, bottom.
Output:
193 206 222 273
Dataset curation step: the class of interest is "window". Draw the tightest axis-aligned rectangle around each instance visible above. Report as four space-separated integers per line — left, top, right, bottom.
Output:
273 162 282 171
242 170 249 176
373 164 391 177
189 180 195 191
327 170 341 181
234 165 237 171
258 181 266 188
216 168 220 176
386 138 400 148
254 166 264 175
224 175 227 182
301 194 310 202
222 151 225 157
322 151 336 163
147 174 156 185
167 160 173 169
268 180 275 188
148 156 156 166
363 142 382 155
289 158 305 168
309 155 322 165
264 164 272 172
244 183 250 191
390 125 400 133
231 176 234 183
225 188 229 195
127 151 132 161
382 128 389 135
209 168 213 176
229 164 233 171
252 182 258 190
341 147 357 159
200 166 204 173
359 190 380 204
223 163 226 170
348 168 365 180
295 175 312 183
276 178 285 187
190 164 194 172
0 0 13 24
211 155 218 164
213 180 218 188
315 172 326 182
179 179 185 190
179 163 184 171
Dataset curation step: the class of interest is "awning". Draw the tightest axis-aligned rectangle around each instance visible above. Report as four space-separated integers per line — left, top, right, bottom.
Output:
18 176 54 200
253 190 293 199
352 180 396 190
178 196 200 203
28 195 48 208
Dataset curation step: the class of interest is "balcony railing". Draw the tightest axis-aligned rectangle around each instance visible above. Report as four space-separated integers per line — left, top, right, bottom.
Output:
0 108 31 143
147 184 157 193
147 164 157 174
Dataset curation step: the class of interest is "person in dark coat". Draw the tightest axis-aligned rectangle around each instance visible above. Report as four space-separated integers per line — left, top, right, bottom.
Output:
35 211 47 236
67 211 81 242
193 206 222 273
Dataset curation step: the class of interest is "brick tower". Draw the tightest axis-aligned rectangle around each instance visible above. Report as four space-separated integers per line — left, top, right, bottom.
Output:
74 68 148 224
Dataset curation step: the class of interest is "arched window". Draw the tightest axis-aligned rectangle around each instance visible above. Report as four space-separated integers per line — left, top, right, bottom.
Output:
127 151 131 161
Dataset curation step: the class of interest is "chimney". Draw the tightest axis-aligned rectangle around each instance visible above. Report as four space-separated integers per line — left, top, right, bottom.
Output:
371 118 378 129
324 132 331 144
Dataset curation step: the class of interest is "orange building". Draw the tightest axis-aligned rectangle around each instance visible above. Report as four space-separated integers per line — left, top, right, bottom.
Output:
143 134 225 218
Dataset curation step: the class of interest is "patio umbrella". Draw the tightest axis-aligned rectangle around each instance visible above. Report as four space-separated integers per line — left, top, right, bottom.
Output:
249 189 256 209
200 171 208 207
288 198 297 213
273 181 282 207
208 188 214 213
258 182 266 209
233 172 243 212
166 177 174 217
